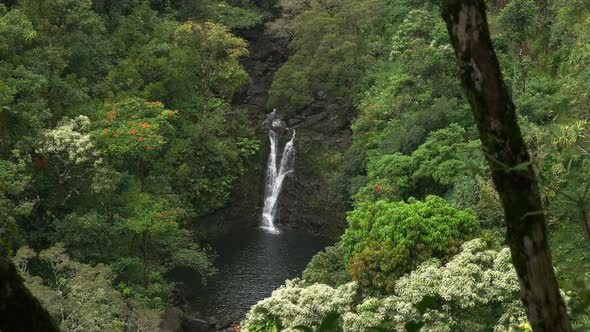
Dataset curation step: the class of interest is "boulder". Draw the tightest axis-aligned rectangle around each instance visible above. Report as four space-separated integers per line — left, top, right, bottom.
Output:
160 308 183 332
181 316 213 332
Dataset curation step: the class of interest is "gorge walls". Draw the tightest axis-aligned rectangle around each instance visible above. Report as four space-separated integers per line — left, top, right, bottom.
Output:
197 6 351 238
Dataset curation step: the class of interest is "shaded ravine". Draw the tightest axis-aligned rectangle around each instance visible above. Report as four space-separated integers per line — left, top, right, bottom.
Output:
193 9 292 236
225 10 352 237
173 6 352 330
196 0 352 239
169 11 330 332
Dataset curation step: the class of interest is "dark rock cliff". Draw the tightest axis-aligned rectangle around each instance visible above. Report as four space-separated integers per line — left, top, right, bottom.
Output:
196 8 351 238
277 101 352 237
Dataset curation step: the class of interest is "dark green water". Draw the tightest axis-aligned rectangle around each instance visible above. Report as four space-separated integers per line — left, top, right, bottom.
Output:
174 227 334 323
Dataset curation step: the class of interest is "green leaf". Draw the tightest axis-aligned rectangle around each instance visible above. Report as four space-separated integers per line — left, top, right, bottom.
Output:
319 312 340 331
416 295 437 315
404 320 425 332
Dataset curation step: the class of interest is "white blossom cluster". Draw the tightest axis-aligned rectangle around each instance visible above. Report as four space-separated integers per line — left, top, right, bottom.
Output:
36 116 101 165
244 280 358 331
243 239 528 332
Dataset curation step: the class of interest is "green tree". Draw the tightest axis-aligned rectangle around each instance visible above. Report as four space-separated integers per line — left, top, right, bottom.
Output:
17 0 110 116
93 99 177 189
497 0 540 92
0 6 48 154
122 193 216 289
35 116 102 209
0 157 33 252
340 195 478 292
170 20 249 111
268 0 381 114
302 246 350 287
14 245 161 331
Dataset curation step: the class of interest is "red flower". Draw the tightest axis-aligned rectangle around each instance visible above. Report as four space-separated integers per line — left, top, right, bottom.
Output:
374 184 383 191
138 135 144 141
146 146 152 150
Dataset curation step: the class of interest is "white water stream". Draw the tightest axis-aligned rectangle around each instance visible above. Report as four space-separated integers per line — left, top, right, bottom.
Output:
261 114 296 233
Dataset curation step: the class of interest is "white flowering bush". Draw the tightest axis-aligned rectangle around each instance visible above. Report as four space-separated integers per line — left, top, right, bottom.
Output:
36 115 99 165
35 115 115 201
245 280 358 331
14 245 162 332
243 239 528 332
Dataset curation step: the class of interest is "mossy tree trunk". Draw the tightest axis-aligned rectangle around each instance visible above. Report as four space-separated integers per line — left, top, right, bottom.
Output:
441 1 572 331
0 257 60 332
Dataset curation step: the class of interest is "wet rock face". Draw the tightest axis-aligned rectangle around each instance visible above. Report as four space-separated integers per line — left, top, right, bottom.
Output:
233 22 290 125
276 101 353 237
201 9 350 238
198 15 292 233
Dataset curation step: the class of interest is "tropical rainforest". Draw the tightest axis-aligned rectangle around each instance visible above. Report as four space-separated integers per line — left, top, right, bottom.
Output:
0 0 589 331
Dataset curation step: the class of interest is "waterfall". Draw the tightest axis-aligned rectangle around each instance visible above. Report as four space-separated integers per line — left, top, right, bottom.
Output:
261 125 296 233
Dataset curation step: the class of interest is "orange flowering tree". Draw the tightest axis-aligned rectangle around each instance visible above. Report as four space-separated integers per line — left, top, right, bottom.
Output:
94 98 179 184
96 99 177 159
89 98 218 299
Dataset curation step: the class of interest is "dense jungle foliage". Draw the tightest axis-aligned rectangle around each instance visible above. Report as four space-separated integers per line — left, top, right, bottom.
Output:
0 0 589 331
244 0 590 331
0 0 269 329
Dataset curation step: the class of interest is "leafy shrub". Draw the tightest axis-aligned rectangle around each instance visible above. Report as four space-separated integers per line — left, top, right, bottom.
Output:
111 257 144 285
243 239 528 332
340 195 479 292
302 246 351 287
353 124 485 204
52 212 120 263
244 280 357 331
14 245 163 331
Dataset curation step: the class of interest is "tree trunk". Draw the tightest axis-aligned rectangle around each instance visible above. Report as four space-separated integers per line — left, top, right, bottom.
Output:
441 1 572 331
0 258 60 332
93 0 105 12
142 232 150 288
579 204 590 241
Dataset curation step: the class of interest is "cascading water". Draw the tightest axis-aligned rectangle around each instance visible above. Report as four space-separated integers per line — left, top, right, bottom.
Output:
261 112 296 233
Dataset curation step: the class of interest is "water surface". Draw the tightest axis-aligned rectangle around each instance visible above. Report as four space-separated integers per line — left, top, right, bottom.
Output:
174 227 334 323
